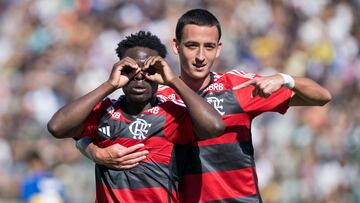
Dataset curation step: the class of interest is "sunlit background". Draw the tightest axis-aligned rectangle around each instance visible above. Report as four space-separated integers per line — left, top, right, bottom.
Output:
0 0 359 202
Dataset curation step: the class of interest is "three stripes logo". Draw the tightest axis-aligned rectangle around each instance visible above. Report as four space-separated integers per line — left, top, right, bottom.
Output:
98 126 111 137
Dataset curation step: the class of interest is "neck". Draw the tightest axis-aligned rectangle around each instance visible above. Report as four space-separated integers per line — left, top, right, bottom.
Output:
123 97 156 115
180 72 211 91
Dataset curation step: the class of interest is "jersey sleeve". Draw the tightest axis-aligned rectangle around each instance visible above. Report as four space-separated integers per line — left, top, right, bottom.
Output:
161 102 196 144
77 98 109 140
156 85 177 102
226 70 293 118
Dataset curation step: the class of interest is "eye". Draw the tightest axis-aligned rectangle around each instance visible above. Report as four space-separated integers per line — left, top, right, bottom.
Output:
146 66 156 75
123 66 132 74
205 44 216 50
185 43 198 49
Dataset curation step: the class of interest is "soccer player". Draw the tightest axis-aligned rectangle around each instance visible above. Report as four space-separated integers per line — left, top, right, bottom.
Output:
47 31 225 203
81 9 332 202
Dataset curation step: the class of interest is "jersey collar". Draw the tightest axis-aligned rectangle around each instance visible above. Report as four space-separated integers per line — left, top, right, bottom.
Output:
196 72 214 95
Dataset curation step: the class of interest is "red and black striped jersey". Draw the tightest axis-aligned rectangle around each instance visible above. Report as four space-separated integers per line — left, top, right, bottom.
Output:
80 96 196 203
157 70 293 203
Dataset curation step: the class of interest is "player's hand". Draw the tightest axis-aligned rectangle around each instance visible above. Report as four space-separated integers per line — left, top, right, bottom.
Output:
233 74 284 98
91 143 149 170
142 56 177 85
107 57 141 89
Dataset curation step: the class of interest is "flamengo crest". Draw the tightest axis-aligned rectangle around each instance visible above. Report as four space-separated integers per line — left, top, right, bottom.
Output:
207 97 225 115
129 118 152 140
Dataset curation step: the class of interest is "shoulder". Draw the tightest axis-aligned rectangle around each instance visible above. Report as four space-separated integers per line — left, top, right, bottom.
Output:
157 85 177 102
157 98 186 110
222 69 257 80
208 70 258 90
149 99 187 117
92 96 122 115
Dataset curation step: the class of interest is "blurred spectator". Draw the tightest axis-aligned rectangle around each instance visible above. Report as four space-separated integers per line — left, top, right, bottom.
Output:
21 150 66 203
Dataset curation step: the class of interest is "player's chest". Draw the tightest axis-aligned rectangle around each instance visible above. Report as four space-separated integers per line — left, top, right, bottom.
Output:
96 106 166 141
165 89 244 116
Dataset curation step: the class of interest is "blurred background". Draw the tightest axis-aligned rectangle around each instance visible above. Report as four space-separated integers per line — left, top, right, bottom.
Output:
0 0 359 202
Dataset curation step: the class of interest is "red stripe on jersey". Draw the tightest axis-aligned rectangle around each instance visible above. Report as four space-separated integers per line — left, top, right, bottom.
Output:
180 167 258 203
194 113 251 146
141 137 173 165
96 181 179 203
97 136 174 165
96 137 141 148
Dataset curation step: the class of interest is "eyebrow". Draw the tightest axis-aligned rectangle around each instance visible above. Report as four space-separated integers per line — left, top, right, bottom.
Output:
183 40 217 45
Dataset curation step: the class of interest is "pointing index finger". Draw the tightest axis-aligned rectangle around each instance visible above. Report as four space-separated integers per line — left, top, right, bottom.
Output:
232 79 256 90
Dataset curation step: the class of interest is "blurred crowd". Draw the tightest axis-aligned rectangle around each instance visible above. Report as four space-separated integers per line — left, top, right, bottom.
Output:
0 0 359 202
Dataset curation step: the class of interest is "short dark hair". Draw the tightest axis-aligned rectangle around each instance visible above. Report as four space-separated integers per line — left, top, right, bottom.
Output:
116 31 167 59
175 9 222 42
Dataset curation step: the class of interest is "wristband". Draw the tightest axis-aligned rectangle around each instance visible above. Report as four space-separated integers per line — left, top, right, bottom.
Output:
279 73 295 89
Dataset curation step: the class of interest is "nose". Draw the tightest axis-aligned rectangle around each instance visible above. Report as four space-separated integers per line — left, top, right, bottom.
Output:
133 71 145 80
196 48 205 63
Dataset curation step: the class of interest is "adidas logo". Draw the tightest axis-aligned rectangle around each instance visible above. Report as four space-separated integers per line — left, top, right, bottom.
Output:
98 126 111 137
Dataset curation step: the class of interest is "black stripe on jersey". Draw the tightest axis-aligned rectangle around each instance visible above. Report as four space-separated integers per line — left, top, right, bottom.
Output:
97 112 166 140
200 195 261 203
166 144 191 203
96 162 173 190
183 142 255 175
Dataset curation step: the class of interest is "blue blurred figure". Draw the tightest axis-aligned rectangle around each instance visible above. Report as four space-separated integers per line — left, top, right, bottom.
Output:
21 150 66 203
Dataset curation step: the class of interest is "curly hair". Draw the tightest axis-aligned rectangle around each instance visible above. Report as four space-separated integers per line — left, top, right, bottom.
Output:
116 31 167 59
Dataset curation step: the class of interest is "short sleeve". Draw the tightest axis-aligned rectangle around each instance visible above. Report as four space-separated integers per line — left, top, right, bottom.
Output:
161 102 196 144
225 70 293 118
236 86 292 118
77 99 109 140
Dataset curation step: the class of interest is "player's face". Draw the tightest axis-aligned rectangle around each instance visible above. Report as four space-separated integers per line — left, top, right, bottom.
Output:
172 24 222 81
122 47 159 103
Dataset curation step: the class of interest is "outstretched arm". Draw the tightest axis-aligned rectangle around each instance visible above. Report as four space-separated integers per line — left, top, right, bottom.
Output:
144 56 225 139
47 58 140 138
288 76 331 106
233 73 331 106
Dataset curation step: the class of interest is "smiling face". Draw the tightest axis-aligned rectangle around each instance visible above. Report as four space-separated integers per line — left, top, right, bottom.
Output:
122 47 159 104
172 24 222 86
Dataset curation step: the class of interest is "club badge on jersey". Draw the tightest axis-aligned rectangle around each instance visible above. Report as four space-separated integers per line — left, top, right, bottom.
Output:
129 118 152 140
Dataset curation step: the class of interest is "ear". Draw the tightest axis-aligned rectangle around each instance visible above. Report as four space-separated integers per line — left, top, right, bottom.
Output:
171 38 180 55
215 41 222 58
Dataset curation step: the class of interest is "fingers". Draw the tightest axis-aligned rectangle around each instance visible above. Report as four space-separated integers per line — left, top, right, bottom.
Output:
116 163 139 170
116 149 149 162
144 56 163 71
107 153 148 170
113 57 139 71
232 79 256 90
143 56 165 83
110 58 140 86
234 77 280 98
100 143 149 170
115 153 148 165
116 143 146 156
